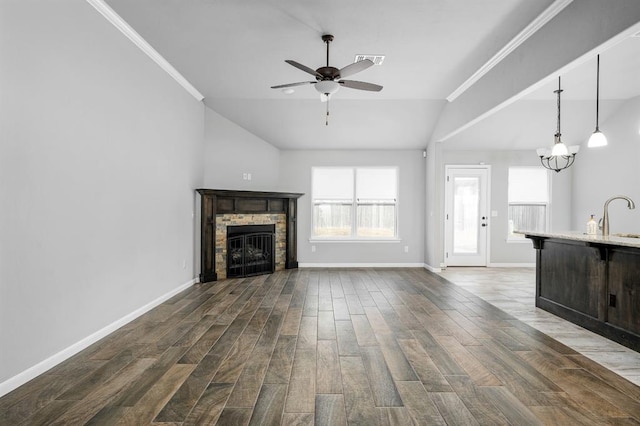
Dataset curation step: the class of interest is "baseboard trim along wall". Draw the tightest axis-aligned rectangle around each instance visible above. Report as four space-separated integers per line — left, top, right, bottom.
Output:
423 263 442 273
298 263 425 268
0 278 198 398
487 263 536 268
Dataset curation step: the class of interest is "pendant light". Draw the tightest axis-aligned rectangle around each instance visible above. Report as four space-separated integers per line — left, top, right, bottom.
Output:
588 54 608 147
537 76 579 172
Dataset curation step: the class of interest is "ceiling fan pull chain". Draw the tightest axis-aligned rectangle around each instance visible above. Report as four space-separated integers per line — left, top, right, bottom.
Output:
326 98 329 126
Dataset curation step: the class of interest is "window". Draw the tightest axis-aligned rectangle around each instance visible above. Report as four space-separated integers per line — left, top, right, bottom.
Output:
312 167 397 239
508 167 549 239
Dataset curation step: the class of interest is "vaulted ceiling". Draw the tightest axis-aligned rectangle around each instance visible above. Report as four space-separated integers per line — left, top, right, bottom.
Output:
105 0 640 150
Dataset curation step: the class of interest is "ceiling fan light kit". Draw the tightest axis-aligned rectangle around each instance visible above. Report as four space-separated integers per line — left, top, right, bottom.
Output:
271 34 383 125
315 80 340 95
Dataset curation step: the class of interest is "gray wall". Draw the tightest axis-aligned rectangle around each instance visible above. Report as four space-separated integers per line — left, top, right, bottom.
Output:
203 106 280 190
277 150 426 265
435 149 572 265
0 1 204 383
572 96 640 233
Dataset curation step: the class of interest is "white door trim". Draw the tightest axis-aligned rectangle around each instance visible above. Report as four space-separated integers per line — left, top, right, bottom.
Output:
444 165 491 267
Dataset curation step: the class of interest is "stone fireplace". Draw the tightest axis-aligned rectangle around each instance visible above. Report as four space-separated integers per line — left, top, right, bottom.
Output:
197 189 303 282
218 216 284 279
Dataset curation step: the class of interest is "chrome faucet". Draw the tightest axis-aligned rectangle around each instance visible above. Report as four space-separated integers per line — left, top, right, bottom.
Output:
601 195 636 236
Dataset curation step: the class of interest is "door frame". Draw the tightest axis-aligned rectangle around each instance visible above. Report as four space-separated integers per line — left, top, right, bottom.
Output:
443 165 491 267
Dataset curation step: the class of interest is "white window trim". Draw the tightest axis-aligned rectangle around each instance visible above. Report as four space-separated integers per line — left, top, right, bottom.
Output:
310 166 399 241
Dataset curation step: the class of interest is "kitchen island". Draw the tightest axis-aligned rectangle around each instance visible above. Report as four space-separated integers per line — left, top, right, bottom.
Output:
524 231 640 352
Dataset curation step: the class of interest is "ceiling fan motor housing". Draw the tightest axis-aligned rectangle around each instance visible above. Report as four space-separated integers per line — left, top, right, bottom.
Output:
316 66 341 80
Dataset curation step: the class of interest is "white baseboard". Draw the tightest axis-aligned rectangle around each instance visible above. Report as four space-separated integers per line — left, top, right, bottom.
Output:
487 263 536 268
298 263 424 268
423 263 442 273
0 278 197 398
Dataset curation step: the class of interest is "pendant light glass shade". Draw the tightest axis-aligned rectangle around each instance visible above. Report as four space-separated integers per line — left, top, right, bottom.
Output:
587 54 608 148
588 129 608 147
551 139 569 156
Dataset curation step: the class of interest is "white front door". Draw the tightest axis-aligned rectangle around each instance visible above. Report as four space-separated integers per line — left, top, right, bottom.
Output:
444 166 490 266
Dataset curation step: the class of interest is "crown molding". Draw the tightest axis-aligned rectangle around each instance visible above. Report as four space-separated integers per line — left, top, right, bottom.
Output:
446 0 573 102
86 0 204 102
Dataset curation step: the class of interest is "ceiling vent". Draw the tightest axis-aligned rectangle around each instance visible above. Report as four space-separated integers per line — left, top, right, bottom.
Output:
354 54 385 65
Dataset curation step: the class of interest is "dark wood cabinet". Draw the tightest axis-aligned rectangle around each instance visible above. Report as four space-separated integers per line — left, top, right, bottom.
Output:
538 239 604 319
528 234 640 352
608 247 640 336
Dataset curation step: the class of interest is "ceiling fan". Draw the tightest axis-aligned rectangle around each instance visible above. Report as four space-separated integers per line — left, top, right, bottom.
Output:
271 34 383 124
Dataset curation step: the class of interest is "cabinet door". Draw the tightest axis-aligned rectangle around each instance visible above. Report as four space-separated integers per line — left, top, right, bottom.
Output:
539 240 603 319
608 248 640 335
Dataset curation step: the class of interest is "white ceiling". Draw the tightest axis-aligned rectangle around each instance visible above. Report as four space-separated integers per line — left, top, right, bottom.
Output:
105 0 640 151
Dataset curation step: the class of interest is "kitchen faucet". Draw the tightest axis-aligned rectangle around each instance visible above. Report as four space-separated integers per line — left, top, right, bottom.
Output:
601 195 636 236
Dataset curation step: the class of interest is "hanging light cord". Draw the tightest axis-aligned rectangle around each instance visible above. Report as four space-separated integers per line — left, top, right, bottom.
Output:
595 54 600 131
555 76 562 139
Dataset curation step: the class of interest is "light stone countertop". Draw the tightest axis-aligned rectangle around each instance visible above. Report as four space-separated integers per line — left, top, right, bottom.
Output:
518 230 640 249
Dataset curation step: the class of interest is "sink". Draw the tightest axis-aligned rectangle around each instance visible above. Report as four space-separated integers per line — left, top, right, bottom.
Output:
613 233 640 238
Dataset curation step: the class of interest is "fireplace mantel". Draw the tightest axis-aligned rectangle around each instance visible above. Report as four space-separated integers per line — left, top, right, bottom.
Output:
197 189 304 283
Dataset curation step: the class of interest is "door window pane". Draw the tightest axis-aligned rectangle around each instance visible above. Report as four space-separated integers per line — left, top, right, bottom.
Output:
453 177 479 254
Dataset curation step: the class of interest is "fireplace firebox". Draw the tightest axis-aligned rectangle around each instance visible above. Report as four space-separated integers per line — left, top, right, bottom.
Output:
227 225 275 278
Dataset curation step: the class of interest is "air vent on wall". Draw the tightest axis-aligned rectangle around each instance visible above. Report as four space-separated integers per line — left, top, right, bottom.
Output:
354 54 385 65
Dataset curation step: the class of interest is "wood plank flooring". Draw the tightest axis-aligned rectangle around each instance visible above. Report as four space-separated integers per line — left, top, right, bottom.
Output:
2 268 640 425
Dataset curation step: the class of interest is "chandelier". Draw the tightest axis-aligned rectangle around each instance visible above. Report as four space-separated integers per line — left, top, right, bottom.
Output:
536 76 579 172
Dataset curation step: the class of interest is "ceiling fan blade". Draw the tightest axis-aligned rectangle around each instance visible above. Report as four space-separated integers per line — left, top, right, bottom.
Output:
339 59 374 78
339 80 383 92
285 60 322 78
271 81 316 89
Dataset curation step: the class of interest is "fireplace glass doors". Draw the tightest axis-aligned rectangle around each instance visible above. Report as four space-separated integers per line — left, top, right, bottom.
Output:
226 224 275 278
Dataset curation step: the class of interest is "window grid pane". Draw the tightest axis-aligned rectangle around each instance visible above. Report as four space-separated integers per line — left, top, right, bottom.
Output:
356 204 396 237
508 204 547 234
313 203 352 237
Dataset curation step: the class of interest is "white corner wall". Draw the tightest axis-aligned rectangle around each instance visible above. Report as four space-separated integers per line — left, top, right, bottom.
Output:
0 1 204 388
572 96 640 233
203 106 280 190
277 150 426 266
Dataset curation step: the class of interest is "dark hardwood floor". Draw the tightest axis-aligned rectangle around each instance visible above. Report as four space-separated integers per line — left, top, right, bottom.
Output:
2 268 640 425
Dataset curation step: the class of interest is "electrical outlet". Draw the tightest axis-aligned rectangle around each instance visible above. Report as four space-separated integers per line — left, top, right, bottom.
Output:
247 173 252 181
404 246 409 253
311 245 316 253
182 259 187 269
243 173 247 180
